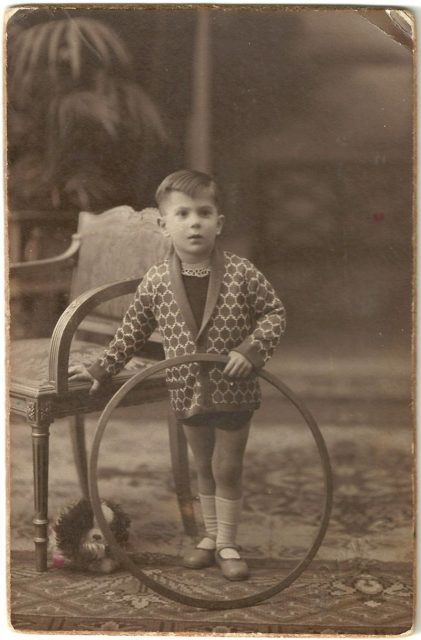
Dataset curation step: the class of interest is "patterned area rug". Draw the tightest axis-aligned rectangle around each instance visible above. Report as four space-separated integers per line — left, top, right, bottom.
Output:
11 552 412 634
9 372 414 634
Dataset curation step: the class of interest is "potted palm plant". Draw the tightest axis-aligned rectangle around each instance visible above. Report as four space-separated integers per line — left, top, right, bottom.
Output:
8 10 168 212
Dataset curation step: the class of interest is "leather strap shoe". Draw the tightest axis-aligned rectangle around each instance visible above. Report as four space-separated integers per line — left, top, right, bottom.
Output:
215 547 250 581
183 541 216 569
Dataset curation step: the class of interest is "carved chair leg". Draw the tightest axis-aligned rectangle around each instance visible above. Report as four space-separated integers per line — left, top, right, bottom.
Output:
167 411 198 536
69 414 89 501
31 421 51 572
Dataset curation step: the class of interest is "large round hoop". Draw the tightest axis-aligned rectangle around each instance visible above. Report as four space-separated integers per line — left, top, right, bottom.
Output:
89 354 333 610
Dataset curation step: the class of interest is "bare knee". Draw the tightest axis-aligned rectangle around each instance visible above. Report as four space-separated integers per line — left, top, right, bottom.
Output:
195 459 214 482
212 458 243 489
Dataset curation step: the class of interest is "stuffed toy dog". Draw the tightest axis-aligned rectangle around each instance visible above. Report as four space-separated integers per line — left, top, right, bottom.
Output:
51 499 130 573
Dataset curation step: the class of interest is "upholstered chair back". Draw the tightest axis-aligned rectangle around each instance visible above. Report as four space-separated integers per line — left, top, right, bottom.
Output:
69 206 170 349
71 206 171 321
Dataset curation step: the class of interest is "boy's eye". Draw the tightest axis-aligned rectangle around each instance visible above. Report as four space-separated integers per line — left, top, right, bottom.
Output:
198 207 213 216
176 209 189 217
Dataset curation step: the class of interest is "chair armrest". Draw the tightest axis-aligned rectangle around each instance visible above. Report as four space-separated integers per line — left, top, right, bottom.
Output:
10 233 82 277
48 277 141 395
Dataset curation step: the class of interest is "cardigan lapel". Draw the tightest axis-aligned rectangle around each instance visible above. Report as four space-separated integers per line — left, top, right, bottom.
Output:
196 245 225 341
169 249 199 340
169 245 225 344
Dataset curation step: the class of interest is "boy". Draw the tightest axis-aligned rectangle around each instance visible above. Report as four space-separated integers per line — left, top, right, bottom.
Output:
69 170 286 581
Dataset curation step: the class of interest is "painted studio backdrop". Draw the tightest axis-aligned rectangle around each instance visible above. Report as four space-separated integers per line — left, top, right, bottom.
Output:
8 6 414 635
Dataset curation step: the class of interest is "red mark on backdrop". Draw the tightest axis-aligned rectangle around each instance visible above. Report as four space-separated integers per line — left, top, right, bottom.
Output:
373 212 384 221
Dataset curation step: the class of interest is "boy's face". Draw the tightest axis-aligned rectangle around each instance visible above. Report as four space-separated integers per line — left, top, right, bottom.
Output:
158 190 224 263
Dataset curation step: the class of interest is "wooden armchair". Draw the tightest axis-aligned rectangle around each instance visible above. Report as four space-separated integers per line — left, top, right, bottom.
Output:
10 206 198 572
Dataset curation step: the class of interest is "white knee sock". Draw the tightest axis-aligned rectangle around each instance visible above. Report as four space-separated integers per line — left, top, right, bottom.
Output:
215 496 243 554
198 493 217 549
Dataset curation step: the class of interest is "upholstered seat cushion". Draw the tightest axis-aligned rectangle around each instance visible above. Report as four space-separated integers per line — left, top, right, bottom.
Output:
11 339 154 387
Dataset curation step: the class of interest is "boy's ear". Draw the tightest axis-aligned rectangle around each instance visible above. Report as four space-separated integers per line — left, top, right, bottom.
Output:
216 214 225 236
158 216 170 237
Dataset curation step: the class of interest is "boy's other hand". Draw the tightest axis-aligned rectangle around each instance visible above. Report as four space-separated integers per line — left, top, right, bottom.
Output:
223 351 253 378
68 365 101 395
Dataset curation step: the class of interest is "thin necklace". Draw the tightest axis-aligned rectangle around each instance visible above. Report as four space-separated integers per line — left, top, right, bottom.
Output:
181 259 211 277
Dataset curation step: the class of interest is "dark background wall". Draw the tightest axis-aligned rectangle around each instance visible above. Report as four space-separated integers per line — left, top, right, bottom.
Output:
8 7 413 362
208 9 413 356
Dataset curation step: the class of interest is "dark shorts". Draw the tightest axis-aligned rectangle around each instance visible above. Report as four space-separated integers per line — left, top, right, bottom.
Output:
183 411 253 431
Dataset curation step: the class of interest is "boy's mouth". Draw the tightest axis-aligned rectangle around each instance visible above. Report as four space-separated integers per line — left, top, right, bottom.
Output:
188 234 203 240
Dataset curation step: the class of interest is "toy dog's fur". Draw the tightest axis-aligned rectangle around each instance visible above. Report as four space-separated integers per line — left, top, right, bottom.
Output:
51 499 130 573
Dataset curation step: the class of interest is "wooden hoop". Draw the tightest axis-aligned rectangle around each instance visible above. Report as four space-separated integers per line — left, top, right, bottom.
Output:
89 354 333 610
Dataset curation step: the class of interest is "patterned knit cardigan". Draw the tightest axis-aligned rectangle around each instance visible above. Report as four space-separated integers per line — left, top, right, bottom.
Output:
89 246 286 419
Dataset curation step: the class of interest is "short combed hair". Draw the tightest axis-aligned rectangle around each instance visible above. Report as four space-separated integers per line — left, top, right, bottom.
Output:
155 169 219 208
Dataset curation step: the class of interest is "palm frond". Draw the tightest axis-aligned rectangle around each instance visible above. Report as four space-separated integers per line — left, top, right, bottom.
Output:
65 18 81 80
12 21 58 93
75 18 131 69
85 20 131 67
123 83 167 142
54 90 120 139
76 18 113 67
11 21 49 89
12 17 132 95
48 20 67 82
63 171 117 209
26 21 52 81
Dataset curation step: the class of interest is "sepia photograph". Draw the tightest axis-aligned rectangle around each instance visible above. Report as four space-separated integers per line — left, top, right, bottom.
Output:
7 4 415 635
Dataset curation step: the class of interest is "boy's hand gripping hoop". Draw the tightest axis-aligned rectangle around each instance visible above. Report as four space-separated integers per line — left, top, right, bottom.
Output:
89 354 333 610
